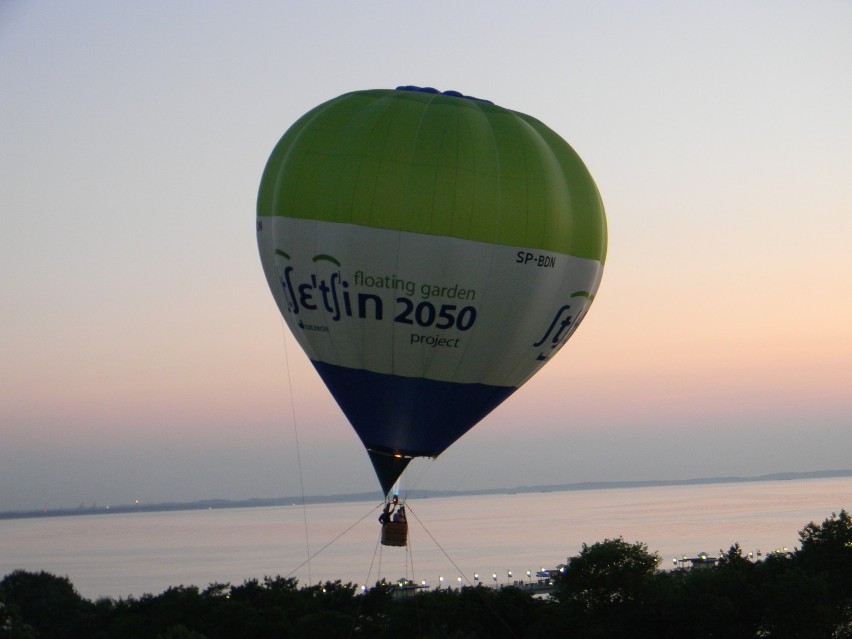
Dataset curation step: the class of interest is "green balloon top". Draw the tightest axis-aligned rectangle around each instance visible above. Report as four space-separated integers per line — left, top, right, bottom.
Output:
258 88 607 263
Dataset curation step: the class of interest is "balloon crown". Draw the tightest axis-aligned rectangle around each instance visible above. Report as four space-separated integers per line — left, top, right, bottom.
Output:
395 85 493 104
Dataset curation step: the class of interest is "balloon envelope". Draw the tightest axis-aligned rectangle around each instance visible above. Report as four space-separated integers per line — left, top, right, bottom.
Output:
257 87 607 494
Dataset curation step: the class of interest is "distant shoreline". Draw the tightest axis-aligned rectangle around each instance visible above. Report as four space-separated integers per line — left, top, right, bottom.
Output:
2 469 849 521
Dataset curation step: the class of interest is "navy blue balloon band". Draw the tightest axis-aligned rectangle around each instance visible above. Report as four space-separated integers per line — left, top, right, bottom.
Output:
395 85 493 104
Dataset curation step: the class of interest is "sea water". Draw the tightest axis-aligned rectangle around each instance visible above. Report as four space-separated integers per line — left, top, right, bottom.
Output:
1 477 848 600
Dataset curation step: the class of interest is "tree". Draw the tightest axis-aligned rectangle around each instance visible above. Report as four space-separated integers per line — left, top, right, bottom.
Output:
0 596 37 639
555 537 659 607
717 542 754 570
0 570 95 639
788 510 852 637
797 510 852 608
798 509 852 577
156 625 207 639
553 538 660 637
662 544 763 638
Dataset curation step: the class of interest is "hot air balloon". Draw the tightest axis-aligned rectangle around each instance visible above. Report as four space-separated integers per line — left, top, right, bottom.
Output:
256 87 607 519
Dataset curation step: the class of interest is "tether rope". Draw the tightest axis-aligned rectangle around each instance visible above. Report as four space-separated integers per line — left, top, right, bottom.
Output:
280 323 312 584
284 502 383 579
363 532 383 589
404 503 469 586
406 502 521 638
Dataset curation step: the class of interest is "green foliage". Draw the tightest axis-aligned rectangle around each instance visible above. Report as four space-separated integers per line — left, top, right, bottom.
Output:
0 596 37 639
2 512 850 638
555 537 659 607
799 509 852 550
156 625 207 639
717 542 754 570
797 509 852 587
552 537 660 637
0 570 96 639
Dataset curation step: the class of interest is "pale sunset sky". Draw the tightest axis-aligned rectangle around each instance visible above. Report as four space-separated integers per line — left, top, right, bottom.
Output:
1 1 850 511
